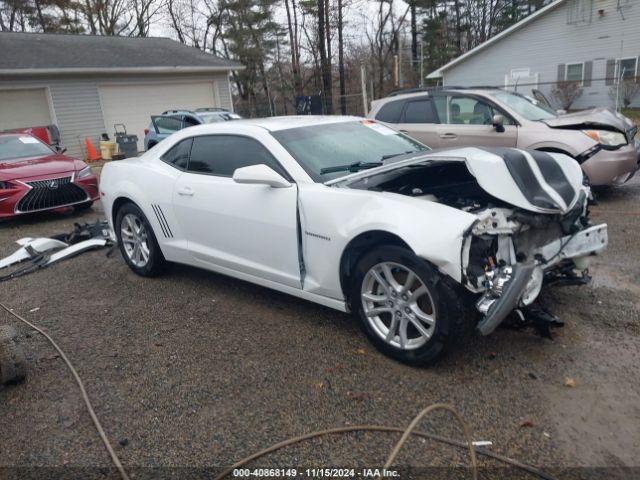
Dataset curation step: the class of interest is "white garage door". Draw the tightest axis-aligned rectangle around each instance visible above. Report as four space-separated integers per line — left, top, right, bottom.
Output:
0 88 53 131
99 82 217 150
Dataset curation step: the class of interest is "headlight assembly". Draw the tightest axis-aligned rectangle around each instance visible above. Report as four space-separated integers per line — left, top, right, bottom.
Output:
77 165 93 179
582 129 627 147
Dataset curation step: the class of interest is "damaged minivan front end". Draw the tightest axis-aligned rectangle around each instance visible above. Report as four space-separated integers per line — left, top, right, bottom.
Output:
333 146 608 336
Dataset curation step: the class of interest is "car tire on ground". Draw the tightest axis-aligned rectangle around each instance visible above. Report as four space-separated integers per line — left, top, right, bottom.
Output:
147 142 157 150
73 201 93 212
350 245 465 366
115 202 166 277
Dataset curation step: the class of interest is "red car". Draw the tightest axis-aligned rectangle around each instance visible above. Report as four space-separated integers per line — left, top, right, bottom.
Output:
0 133 99 219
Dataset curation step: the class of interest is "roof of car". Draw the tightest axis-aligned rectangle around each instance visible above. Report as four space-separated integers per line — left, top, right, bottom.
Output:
226 115 362 132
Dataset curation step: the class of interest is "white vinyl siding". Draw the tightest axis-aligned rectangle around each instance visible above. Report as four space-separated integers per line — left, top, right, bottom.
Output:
0 88 52 130
440 0 640 109
48 81 107 158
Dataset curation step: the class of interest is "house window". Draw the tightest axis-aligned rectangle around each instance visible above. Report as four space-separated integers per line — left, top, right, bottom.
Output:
566 63 584 83
618 57 638 80
567 0 593 24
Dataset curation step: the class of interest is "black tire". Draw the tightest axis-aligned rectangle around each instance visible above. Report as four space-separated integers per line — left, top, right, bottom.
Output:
115 202 166 276
73 201 93 212
350 245 466 366
147 142 157 151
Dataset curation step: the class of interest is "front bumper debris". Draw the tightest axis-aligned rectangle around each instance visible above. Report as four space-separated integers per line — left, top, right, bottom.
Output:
476 262 536 336
475 223 608 336
0 220 113 282
535 223 608 267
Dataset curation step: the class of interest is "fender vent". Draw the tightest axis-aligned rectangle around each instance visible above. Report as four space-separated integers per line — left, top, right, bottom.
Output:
151 204 173 238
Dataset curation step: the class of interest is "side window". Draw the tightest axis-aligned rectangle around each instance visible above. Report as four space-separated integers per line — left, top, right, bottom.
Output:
401 99 437 124
188 135 288 178
161 138 192 170
436 95 513 125
375 100 404 123
153 115 183 134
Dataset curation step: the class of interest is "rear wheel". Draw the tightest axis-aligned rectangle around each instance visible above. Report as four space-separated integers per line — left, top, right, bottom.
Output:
115 202 166 276
351 245 465 365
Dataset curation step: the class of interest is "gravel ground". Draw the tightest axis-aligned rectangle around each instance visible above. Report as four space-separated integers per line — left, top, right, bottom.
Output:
0 178 639 480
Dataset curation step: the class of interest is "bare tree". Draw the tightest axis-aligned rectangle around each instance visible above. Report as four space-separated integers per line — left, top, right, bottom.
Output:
552 81 583 110
317 0 332 112
609 78 640 109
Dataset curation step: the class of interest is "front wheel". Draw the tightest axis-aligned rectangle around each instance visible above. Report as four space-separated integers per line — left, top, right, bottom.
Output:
351 245 465 366
115 202 166 276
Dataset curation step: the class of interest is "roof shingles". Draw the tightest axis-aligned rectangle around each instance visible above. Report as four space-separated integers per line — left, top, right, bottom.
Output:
0 32 242 71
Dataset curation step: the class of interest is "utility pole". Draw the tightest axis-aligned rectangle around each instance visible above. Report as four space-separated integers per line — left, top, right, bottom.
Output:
399 34 404 88
420 42 424 87
393 55 399 88
361 65 368 115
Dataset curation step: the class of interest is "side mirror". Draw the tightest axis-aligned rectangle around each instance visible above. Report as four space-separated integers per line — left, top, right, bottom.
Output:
233 164 291 188
492 114 505 133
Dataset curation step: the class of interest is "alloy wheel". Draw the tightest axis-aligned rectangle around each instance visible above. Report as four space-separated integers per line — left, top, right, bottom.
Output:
361 262 436 350
120 213 150 268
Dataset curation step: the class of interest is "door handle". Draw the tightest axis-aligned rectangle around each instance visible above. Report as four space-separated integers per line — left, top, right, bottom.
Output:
439 132 458 139
177 186 194 196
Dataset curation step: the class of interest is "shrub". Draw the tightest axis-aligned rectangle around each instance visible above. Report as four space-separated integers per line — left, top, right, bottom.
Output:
551 81 583 110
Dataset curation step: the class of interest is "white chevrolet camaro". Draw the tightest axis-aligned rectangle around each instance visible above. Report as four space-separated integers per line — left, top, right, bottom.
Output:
100 116 608 364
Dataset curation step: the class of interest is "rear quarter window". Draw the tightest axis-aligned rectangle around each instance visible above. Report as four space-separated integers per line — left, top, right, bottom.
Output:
375 100 404 123
161 138 192 170
402 99 438 124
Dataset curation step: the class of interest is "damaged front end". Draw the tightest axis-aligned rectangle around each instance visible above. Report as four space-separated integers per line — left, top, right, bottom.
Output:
465 198 607 336
335 146 609 337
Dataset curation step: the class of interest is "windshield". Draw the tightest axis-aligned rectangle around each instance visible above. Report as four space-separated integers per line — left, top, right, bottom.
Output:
271 120 429 181
200 112 242 123
0 135 53 162
492 91 557 121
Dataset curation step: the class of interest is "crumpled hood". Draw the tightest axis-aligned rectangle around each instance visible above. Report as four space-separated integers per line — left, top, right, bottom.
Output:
329 147 585 215
541 107 633 133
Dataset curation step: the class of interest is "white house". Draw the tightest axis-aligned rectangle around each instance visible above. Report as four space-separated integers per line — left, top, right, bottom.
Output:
0 33 243 155
428 0 640 109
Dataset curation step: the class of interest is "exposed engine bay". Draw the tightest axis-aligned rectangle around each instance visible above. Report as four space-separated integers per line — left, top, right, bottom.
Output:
344 149 608 337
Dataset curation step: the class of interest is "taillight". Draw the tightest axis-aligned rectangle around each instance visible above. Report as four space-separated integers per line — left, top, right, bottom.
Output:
144 129 149 136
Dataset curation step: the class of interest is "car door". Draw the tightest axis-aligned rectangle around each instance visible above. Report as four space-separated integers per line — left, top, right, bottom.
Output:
172 134 301 288
393 96 441 148
431 94 518 148
151 115 184 142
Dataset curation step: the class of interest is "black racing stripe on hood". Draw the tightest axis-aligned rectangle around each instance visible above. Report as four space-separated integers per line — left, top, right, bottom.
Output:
528 150 576 207
479 148 559 210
